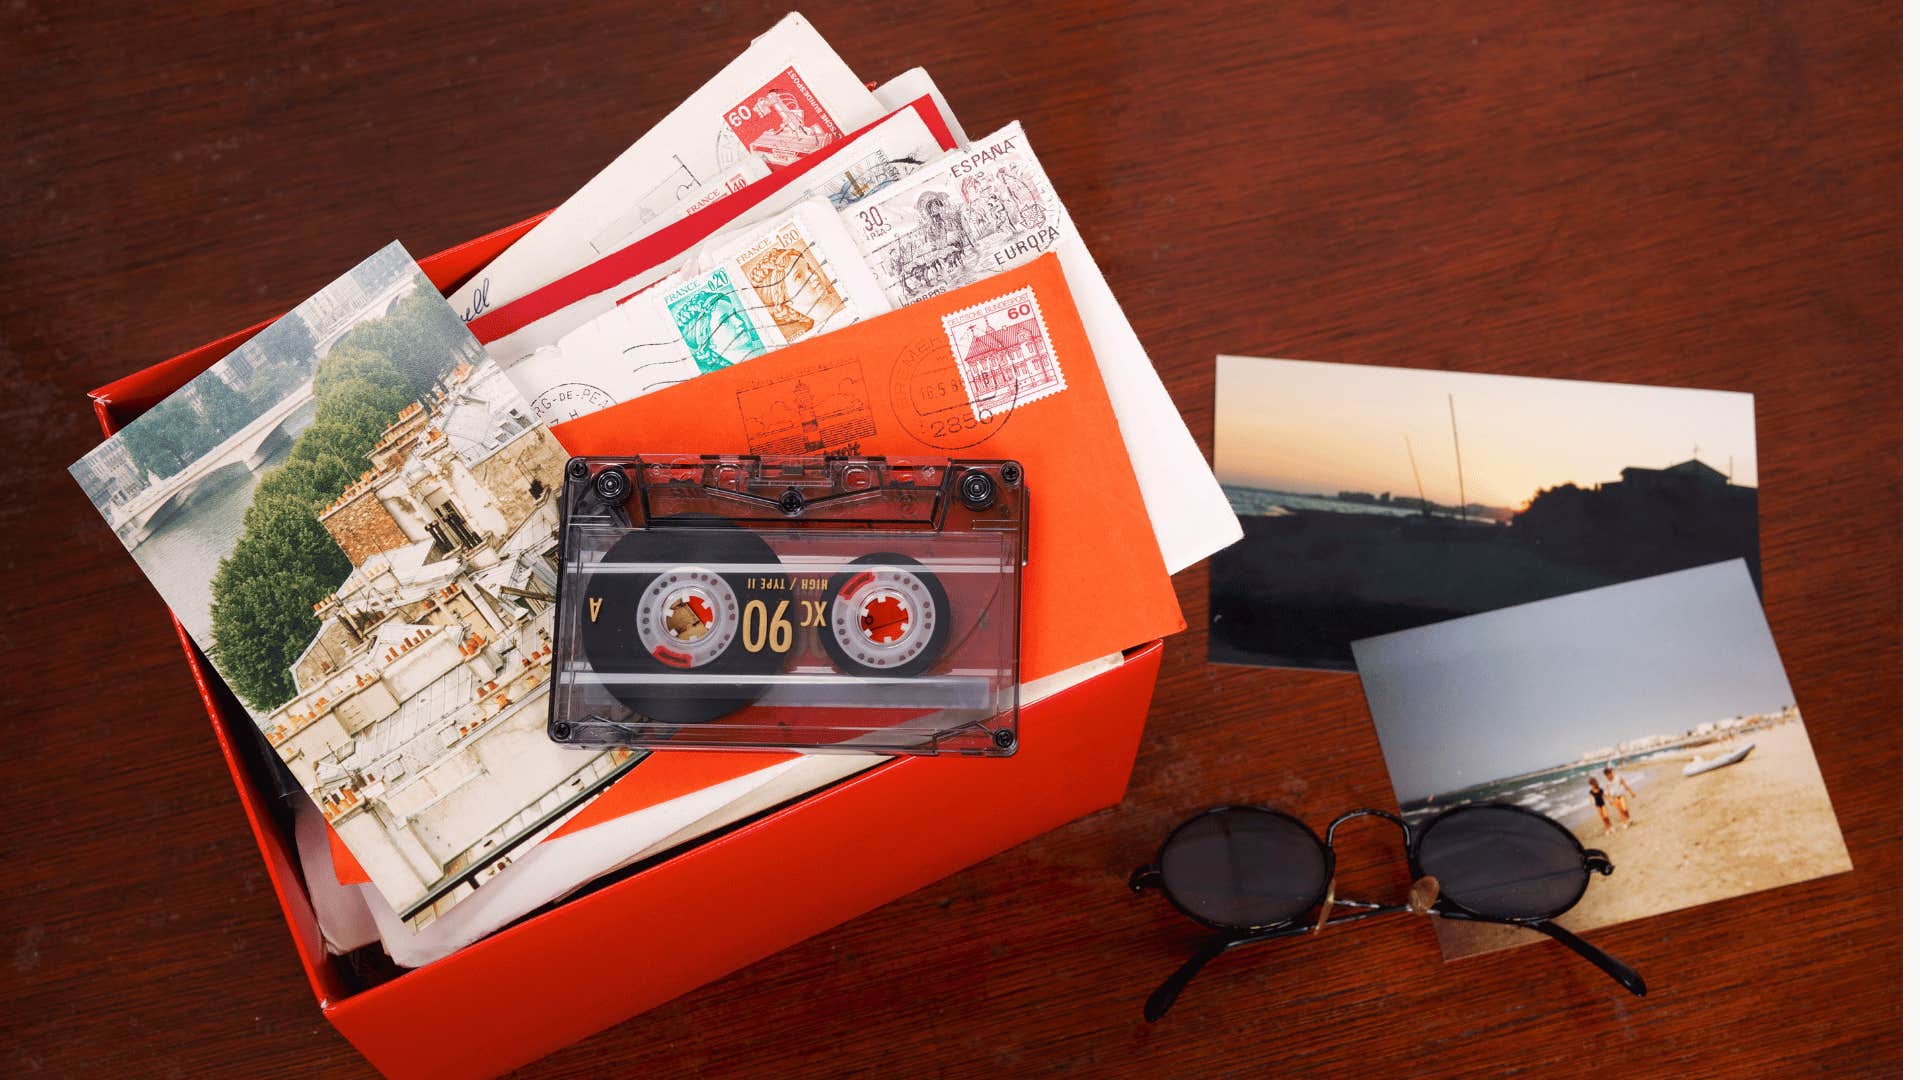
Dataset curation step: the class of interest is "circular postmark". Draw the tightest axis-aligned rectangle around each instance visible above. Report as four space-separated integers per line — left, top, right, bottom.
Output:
530 382 616 424
889 334 1013 450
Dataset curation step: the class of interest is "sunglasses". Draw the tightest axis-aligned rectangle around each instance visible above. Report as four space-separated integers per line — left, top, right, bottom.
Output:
1129 802 1646 1021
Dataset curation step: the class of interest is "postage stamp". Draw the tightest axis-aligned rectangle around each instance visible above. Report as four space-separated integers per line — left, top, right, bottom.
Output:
938 286 1066 422
847 125 1065 307
726 66 842 168
664 267 767 374
736 221 847 342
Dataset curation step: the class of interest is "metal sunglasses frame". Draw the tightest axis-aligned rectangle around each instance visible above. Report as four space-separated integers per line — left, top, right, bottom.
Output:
1129 802 1647 1022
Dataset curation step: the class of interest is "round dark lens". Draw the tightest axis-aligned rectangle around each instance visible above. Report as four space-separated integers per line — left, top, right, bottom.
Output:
1159 807 1328 929
1417 806 1589 919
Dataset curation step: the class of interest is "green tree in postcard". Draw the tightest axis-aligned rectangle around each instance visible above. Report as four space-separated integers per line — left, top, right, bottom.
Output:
194 373 253 431
250 314 316 374
333 289 467 397
119 399 197 477
207 339 421 711
210 490 351 708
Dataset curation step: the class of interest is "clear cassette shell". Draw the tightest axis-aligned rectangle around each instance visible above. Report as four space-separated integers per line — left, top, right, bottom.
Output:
547 455 1025 755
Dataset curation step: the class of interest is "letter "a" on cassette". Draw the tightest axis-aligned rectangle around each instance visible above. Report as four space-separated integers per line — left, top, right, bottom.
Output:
588 597 604 623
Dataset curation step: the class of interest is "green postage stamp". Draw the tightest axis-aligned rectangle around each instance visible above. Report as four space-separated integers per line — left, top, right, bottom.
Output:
664 267 768 373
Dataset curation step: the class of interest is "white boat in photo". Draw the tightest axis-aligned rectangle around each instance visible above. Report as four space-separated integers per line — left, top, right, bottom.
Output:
1683 743 1755 777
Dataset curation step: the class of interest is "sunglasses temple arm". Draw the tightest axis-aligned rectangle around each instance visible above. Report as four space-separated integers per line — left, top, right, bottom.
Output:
1144 932 1237 1023
1532 919 1647 996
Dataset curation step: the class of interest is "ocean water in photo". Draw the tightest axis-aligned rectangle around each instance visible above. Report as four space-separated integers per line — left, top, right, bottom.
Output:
1402 751 1666 833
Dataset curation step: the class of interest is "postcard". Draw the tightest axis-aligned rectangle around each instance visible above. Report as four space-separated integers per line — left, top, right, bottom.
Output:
1353 560 1850 959
71 243 636 929
1209 356 1761 670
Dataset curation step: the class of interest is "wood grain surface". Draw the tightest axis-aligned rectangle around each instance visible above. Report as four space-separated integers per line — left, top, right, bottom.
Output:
1 2 1899 1075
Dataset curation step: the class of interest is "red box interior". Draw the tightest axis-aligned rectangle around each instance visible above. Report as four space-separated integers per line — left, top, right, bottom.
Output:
89 222 1164 1078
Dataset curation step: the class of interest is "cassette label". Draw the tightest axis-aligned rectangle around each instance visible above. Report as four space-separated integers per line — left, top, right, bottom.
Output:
547 455 1025 755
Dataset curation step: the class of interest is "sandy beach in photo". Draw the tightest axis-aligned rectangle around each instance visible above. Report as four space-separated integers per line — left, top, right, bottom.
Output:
1432 717 1852 958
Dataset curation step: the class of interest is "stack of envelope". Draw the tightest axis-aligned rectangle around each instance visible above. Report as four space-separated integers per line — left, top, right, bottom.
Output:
294 11 1241 966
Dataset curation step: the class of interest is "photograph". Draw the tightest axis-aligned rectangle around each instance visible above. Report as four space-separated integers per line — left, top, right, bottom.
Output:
1209 356 1761 670
1353 560 1851 959
71 243 636 929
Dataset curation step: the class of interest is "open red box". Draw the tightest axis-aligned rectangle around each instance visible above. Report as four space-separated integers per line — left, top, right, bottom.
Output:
88 219 1165 1078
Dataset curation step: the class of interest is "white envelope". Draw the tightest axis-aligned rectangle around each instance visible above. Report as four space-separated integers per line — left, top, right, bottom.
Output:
298 653 1123 968
482 102 950 379
451 12 880 325
356 755 878 968
874 67 968 145
1054 216 1244 572
507 198 890 422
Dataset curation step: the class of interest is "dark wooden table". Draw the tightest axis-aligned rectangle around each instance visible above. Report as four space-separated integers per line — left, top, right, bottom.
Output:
2 2 1899 1075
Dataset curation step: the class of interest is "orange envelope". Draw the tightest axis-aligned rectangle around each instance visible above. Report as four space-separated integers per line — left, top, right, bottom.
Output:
553 252 1185 680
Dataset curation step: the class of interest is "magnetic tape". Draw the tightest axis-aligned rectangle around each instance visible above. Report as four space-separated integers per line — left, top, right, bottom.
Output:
547 455 1026 755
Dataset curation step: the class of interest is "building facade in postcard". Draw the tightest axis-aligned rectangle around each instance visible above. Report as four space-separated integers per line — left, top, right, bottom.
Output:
259 359 619 923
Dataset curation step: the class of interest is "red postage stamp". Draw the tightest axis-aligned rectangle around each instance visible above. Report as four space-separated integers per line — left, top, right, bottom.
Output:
725 67 842 168
939 286 1067 422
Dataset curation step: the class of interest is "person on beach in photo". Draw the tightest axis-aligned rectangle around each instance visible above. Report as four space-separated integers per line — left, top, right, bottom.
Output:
1604 766 1636 827
1588 777 1613 834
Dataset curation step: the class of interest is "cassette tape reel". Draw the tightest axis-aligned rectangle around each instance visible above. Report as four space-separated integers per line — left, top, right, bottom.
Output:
547 455 1026 755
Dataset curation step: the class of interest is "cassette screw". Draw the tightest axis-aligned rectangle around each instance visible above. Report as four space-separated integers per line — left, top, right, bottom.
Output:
1000 462 1022 486
780 488 806 515
593 468 631 504
959 470 997 510
549 721 571 741
566 457 591 480
992 728 1016 749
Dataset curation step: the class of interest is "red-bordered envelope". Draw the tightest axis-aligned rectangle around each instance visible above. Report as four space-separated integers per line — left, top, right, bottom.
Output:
552 252 1187 681
468 96 958 351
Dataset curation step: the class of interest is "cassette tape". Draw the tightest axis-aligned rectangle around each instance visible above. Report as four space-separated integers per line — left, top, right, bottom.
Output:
547 455 1026 755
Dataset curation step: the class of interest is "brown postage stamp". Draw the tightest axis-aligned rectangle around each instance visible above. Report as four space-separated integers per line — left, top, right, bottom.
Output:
738 221 847 342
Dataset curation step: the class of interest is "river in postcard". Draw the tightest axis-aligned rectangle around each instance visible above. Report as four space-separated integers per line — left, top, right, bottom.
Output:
126 398 317 646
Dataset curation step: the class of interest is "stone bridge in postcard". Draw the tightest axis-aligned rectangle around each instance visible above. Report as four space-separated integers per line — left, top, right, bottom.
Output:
111 379 316 545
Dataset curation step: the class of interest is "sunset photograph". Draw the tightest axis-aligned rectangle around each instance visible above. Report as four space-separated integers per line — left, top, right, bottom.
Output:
1208 356 1760 670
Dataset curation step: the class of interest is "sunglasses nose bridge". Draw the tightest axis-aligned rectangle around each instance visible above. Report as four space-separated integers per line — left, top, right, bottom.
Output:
1315 809 1421 921
1324 807 1414 851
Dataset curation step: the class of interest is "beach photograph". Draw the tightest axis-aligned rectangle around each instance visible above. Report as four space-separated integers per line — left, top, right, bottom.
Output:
1352 560 1850 960
1209 356 1760 670
71 244 633 928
